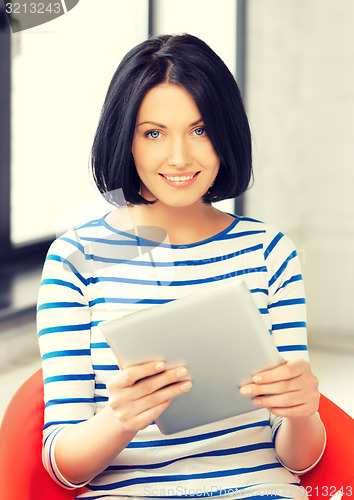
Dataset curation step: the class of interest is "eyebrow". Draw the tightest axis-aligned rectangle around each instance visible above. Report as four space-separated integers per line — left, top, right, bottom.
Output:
136 118 203 128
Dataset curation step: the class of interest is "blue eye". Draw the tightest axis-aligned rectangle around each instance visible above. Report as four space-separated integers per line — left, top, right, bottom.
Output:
194 127 205 136
146 130 160 139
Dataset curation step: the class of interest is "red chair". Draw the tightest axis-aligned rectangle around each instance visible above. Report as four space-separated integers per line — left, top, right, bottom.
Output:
301 394 354 498
0 369 80 500
0 370 353 500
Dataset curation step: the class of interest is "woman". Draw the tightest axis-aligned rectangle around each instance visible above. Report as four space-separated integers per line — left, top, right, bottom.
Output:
37 34 326 499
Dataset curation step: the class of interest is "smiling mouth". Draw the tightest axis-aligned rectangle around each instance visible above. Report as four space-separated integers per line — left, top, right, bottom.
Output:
159 172 200 182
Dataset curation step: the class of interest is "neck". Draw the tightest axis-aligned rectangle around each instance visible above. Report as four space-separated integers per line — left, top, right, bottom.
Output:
126 201 231 246
128 200 214 230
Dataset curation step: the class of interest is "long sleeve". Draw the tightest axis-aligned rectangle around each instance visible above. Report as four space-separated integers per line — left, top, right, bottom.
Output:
263 227 308 362
37 232 95 488
260 226 326 473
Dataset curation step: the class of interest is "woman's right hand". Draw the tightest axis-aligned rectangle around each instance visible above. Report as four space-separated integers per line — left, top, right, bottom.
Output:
106 361 192 434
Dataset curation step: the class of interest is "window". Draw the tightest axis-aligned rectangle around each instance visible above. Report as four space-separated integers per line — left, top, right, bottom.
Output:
10 0 149 246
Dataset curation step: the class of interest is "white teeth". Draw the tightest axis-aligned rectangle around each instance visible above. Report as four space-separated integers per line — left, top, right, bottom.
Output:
163 175 194 181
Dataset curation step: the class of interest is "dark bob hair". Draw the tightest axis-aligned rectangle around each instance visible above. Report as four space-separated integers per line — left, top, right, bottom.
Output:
91 34 252 206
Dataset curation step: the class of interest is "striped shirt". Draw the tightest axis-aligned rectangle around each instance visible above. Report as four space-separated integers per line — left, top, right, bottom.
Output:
37 212 312 500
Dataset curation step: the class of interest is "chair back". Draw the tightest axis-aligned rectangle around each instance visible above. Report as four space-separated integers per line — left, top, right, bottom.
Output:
0 369 78 500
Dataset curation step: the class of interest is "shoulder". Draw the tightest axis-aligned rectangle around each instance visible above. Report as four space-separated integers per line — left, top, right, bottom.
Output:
47 216 107 255
40 217 113 292
234 216 297 258
43 216 111 280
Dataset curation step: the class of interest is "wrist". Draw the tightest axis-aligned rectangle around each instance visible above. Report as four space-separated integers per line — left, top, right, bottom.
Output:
280 411 321 432
102 404 138 442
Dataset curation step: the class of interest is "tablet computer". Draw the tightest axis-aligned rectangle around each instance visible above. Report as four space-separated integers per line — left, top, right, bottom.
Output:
100 279 283 435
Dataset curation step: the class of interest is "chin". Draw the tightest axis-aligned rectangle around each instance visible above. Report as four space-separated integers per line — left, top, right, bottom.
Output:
158 195 204 209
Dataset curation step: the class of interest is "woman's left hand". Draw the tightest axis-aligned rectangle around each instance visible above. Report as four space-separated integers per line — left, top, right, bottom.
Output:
240 359 320 418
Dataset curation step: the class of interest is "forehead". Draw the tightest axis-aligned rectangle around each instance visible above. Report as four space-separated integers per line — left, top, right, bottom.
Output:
136 83 201 121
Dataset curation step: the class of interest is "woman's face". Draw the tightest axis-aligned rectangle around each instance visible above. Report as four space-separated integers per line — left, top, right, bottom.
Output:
131 83 220 208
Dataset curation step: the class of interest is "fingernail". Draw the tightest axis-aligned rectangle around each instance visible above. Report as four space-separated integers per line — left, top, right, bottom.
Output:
253 375 262 383
180 381 192 391
176 367 188 378
253 398 262 407
240 387 251 395
155 362 165 371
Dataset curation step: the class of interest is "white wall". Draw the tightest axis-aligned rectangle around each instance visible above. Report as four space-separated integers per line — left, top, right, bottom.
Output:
246 0 354 342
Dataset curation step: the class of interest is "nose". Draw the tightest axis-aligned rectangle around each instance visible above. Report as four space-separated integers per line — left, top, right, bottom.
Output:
167 137 192 168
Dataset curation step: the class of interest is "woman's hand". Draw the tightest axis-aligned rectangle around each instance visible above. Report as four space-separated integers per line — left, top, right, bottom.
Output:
54 361 191 485
240 359 320 418
107 361 192 433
